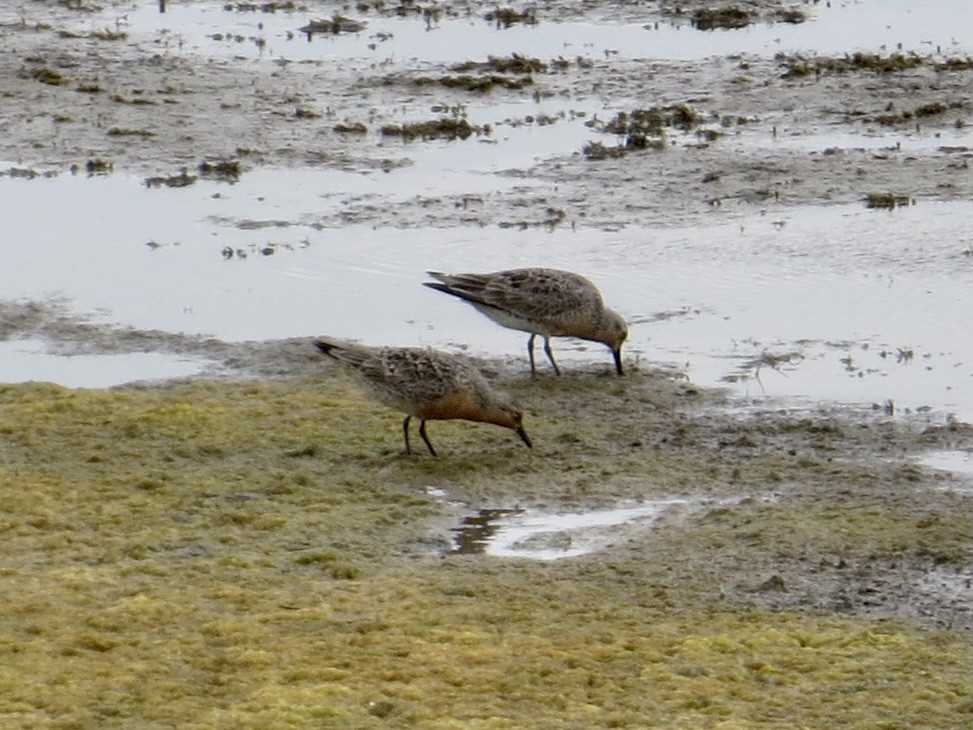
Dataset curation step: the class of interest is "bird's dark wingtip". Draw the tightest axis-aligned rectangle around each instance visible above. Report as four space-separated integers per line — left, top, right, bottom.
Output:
422 281 450 293
313 339 338 357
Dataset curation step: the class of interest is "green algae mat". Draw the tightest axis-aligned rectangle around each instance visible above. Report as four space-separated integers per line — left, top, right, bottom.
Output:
1 380 970 728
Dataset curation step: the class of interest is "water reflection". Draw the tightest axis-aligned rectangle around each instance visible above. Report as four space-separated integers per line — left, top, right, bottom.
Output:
451 508 524 555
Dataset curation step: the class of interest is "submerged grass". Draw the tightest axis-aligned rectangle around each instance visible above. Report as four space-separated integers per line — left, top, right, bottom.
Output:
0 379 969 728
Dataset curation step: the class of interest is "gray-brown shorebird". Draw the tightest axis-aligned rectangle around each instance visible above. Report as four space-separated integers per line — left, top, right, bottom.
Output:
424 268 628 375
313 338 532 456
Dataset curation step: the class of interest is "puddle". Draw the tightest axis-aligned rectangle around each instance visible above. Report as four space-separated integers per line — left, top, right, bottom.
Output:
759 129 973 155
0 338 208 388
712 340 971 419
451 502 686 560
66 0 973 64
920 450 973 476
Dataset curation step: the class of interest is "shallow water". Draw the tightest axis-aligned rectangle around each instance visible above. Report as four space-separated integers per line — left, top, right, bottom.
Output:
2 166 971 416
65 0 973 64
2 0 971 417
0 337 208 388
920 449 973 477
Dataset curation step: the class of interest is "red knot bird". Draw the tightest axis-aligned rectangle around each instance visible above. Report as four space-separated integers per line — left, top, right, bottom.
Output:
313 338 532 456
424 268 628 375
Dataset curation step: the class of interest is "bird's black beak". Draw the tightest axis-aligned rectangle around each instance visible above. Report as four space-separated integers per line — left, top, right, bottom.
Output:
516 425 533 449
613 348 624 375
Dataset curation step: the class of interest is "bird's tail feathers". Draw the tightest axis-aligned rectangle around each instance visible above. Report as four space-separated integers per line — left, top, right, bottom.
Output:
423 275 489 306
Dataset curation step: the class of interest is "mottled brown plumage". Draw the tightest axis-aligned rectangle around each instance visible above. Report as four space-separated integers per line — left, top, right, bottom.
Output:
313 338 532 456
425 268 628 375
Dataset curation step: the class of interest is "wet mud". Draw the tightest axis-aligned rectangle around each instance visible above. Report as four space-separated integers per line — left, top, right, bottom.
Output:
3 1 971 229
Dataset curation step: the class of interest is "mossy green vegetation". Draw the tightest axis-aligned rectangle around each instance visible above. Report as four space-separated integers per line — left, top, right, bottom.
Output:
0 377 969 728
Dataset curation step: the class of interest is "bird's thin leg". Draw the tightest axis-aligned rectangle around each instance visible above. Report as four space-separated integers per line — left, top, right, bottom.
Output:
402 415 412 455
543 336 561 376
418 420 438 457
527 334 537 375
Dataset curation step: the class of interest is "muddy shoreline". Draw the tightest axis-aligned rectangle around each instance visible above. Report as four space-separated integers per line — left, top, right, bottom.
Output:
3 296 971 633
3 1 971 230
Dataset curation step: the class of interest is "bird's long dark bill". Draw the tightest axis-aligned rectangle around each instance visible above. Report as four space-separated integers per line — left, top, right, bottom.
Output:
516 426 533 449
613 349 624 375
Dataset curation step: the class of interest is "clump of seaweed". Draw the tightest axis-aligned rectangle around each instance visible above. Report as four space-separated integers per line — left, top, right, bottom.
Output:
413 74 533 92
583 105 706 159
692 7 753 31
582 140 628 160
3 167 41 179
936 56 973 71
779 52 925 78
299 14 366 37
407 54 546 93
111 91 158 105
452 53 547 75
85 158 113 176
107 127 156 138
198 158 242 182
774 8 807 24
865 192 913 209
334 121 368 134
497 206 567 230
865 100 962 126
914 102 949 117
484 7 537 28
28 66 70 86
603 105 701 136
145 169 197 188
224 1 299 11
380 118 480 141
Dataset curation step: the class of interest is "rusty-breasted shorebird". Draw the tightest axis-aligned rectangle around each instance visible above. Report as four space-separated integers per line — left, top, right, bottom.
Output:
424 268 628 375
313 339 532 456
